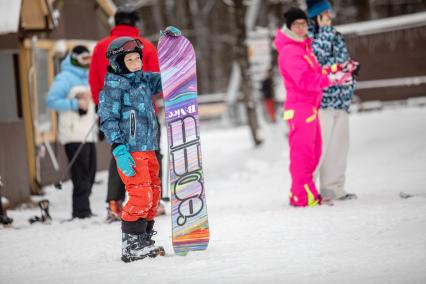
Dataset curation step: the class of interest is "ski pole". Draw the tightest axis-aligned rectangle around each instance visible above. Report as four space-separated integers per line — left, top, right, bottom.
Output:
54 119 98 189
156 116 170 202
28 199 51 224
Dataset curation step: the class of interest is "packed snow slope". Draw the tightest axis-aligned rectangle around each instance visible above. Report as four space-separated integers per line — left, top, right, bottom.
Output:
1 106 426 284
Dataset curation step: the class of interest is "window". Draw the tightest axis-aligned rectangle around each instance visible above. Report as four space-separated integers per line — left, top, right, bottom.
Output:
0 52 19 122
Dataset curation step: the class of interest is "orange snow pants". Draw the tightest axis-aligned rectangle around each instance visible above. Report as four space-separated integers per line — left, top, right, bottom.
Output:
117 151 161 222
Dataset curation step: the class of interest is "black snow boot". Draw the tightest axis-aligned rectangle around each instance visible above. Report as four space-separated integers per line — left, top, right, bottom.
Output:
146 220 165 256
121 219 162 262
121 232 159 262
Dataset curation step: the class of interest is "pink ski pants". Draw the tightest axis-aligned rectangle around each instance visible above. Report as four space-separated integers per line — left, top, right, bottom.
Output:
284 103 321 207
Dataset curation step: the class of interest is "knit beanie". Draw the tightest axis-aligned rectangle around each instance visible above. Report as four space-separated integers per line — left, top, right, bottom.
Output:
306 0 332 18
114 5 139 27
284 7 308 29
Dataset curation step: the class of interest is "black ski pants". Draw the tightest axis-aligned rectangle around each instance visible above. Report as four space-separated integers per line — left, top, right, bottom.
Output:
64 142 96 218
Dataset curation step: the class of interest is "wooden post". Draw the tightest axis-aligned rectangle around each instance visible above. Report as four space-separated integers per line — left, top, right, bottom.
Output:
18 43 41 195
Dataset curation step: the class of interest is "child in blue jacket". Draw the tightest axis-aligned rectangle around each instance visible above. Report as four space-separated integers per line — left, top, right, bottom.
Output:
98 36 164 262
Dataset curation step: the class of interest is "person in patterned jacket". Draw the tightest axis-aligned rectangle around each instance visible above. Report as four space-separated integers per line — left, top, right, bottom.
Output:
306 0 359 201
98 37 165 262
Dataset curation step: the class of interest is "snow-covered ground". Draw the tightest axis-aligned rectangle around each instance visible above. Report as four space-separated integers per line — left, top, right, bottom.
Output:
1 106 426 284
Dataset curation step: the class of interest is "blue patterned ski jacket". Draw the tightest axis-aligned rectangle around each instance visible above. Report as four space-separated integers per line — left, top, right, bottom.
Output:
98 71 162 152
309 24 356 111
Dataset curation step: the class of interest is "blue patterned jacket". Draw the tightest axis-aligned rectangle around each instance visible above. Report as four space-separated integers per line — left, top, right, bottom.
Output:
98 71 162 152
309 24 356 111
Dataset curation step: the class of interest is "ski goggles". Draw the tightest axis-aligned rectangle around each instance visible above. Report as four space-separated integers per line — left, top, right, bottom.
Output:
107 39 144 58
71 51 91 65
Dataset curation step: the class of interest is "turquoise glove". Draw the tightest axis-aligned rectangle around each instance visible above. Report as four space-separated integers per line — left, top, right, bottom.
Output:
112 145 135 177
160 26 182 37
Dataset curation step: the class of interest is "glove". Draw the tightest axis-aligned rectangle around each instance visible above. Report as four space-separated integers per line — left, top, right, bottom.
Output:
341 59 360 77
328 71 353 86
78 108 88 116
341 59 359 72
112 145 135 177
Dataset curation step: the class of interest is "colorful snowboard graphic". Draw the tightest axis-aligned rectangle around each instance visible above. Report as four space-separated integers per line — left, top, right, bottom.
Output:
158 27 209 255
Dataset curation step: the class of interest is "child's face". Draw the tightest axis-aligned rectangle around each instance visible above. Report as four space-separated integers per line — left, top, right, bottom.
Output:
124 52 142 72
319 10 332 25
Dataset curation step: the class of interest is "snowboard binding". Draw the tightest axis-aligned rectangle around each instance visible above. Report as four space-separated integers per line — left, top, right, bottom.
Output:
0 214 13 226
0 176 13 227
29 199 52 224
160 26 182 37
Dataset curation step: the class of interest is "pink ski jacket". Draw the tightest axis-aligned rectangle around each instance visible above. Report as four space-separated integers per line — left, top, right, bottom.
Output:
274 28 330 108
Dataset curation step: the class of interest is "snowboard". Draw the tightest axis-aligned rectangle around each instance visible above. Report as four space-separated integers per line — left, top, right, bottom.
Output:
158 27 209 255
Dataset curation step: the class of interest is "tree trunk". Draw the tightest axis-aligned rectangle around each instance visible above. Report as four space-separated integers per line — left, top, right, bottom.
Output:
231 0 262 146
188 0 208 93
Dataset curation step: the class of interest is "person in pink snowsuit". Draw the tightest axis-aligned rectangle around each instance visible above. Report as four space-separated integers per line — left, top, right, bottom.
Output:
275 7 331 207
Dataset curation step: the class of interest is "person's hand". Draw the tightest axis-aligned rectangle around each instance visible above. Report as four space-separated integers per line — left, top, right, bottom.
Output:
78 98 89 111
77 91 90 111
112 145 136 177
341 60 360 77
317 14 332 27
328 71 353 86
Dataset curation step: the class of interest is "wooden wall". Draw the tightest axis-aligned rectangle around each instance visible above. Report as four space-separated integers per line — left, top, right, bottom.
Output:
345 25 426 102
39 141 112 187
0 121 31 207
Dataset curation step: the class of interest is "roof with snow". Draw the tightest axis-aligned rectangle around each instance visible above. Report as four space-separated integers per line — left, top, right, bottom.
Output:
0 0 22 35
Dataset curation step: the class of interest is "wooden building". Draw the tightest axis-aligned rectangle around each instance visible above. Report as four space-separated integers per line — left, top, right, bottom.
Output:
0 0 115 206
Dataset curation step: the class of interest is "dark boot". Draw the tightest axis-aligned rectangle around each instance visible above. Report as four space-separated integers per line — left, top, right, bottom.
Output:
146 220 165 256
337 193 358 201
121 219 162 262
122 232 159 262
105 200 122 223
